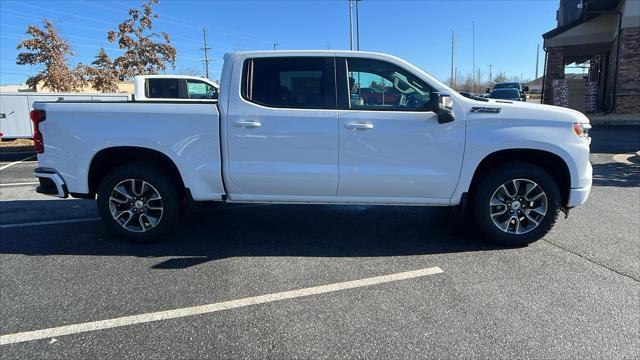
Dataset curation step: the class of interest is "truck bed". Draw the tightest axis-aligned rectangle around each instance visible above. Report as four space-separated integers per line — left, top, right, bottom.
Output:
34 101 225 201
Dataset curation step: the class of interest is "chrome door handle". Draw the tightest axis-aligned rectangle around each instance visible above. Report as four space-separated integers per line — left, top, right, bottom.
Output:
234 120 262 128
344 122 374 130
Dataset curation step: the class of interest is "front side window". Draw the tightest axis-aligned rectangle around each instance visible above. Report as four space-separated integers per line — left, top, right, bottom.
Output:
242 57 335 109
187 79 218 99
147 78 181 98
346 58 433 111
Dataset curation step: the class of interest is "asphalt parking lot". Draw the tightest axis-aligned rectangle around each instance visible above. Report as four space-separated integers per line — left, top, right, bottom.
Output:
1 127 639 359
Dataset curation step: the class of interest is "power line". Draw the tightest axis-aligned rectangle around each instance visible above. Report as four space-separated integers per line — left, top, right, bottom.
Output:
450 31 455 87
3 4 241 51
7 0 119 27
109 0 277 43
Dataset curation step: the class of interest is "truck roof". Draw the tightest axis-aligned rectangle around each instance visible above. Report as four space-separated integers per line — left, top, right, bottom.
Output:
223 50 456 99
228 50 390 57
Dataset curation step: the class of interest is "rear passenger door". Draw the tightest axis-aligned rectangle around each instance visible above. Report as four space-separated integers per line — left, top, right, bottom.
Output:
225 56 339 197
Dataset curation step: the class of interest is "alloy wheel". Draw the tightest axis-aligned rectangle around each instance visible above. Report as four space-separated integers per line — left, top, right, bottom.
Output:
489 178 547 234
108 179 163 233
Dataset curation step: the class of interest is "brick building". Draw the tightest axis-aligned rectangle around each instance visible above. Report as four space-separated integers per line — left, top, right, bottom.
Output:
542 0 639 114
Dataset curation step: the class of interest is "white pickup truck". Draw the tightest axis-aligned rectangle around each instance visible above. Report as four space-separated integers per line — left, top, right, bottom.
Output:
31 51 592 246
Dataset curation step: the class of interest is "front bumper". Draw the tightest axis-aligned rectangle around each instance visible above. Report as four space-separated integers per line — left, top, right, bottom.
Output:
34 167 68 198
566 162 592 208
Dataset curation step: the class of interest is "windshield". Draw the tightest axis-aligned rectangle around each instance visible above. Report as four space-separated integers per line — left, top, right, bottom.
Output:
494 83 520 89
489 89 520 99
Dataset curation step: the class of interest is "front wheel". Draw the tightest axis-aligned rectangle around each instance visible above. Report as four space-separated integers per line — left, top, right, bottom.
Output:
97 163 181 243
472 162 561 246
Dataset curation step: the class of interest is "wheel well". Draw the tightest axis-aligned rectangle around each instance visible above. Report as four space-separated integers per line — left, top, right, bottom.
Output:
88 147 185 197
468 149 571 206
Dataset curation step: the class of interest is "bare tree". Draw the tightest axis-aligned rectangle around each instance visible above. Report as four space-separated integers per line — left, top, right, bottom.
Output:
493 72 508 84
458 73 476 93
87 48 120 93
107 0 176 79
16 19 86 92
476 68 483 86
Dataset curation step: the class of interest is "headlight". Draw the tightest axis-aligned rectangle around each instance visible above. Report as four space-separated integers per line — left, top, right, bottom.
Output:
573 122 591 142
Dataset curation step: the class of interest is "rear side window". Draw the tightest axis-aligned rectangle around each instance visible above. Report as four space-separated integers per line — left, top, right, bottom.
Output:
187 79 218 99
242 57 335 109
146 78 182 98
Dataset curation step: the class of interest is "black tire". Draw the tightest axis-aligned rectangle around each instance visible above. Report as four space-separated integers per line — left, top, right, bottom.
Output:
97 163 181 243
472 161 561 246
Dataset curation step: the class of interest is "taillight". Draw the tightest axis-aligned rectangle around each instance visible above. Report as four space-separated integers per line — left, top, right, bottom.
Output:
30 109 46 153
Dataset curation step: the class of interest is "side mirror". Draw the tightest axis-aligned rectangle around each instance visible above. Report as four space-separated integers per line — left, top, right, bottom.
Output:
428 92 455 124
523 86 529 92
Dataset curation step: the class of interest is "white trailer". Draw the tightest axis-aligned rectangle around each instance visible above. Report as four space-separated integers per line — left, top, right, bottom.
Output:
0 92 131 140
1 75 218 140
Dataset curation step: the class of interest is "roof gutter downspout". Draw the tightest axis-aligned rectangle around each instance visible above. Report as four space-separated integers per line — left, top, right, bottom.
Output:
540 47 548 104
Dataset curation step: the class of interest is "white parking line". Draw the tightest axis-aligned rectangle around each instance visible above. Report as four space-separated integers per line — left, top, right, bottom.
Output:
0 217 101 229
0 266 443 345
0 155 35 171
0 181 39 187
612 152 638 165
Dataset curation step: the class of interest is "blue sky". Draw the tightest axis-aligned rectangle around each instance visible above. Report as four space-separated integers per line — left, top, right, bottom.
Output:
0 0 558 85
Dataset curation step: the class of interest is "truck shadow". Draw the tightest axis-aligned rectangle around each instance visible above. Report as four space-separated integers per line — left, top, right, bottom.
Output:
0 201 505 269
592 161 640 187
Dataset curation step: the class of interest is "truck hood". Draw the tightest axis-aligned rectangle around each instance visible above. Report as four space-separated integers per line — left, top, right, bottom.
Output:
464 98 590 124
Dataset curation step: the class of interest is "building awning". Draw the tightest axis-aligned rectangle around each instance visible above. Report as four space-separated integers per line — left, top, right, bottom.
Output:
544 13 619 48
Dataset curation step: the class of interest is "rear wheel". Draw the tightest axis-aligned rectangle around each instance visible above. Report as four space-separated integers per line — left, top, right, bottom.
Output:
472 162 560 246
97 163 181 243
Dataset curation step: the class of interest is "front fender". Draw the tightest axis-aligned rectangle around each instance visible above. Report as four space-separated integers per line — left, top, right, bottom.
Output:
451 119 590 205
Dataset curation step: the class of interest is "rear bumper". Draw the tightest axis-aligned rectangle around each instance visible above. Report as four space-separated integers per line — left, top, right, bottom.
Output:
566 162 592 208
34 167 68 198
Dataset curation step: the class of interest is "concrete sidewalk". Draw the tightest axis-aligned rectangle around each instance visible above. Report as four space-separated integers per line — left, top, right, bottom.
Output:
588 113 640 126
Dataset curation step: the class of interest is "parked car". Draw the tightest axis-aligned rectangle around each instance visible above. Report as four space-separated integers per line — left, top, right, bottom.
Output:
0 75 218 140
32 50 592 246
494 82 529 101
489 88 525 101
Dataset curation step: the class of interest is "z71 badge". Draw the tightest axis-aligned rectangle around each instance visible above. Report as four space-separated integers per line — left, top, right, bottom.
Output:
470 107 501 113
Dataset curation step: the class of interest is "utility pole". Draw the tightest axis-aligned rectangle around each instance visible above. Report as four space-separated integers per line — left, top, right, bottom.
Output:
488 64 493 84
201 27 212 79
535 43 540 80
348 0 354 50
450 31 455 87
355 0 360 50
273 43 279 51
472 20 476 92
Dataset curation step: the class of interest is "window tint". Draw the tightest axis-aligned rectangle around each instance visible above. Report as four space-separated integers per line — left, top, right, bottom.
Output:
494 83 520 89
345 58 433 111
187 79 218 99
147 78 181 98
489 89 520 99
242 57 335 109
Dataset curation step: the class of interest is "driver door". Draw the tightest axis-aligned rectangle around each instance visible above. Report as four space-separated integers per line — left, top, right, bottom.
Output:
336 57 465 200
